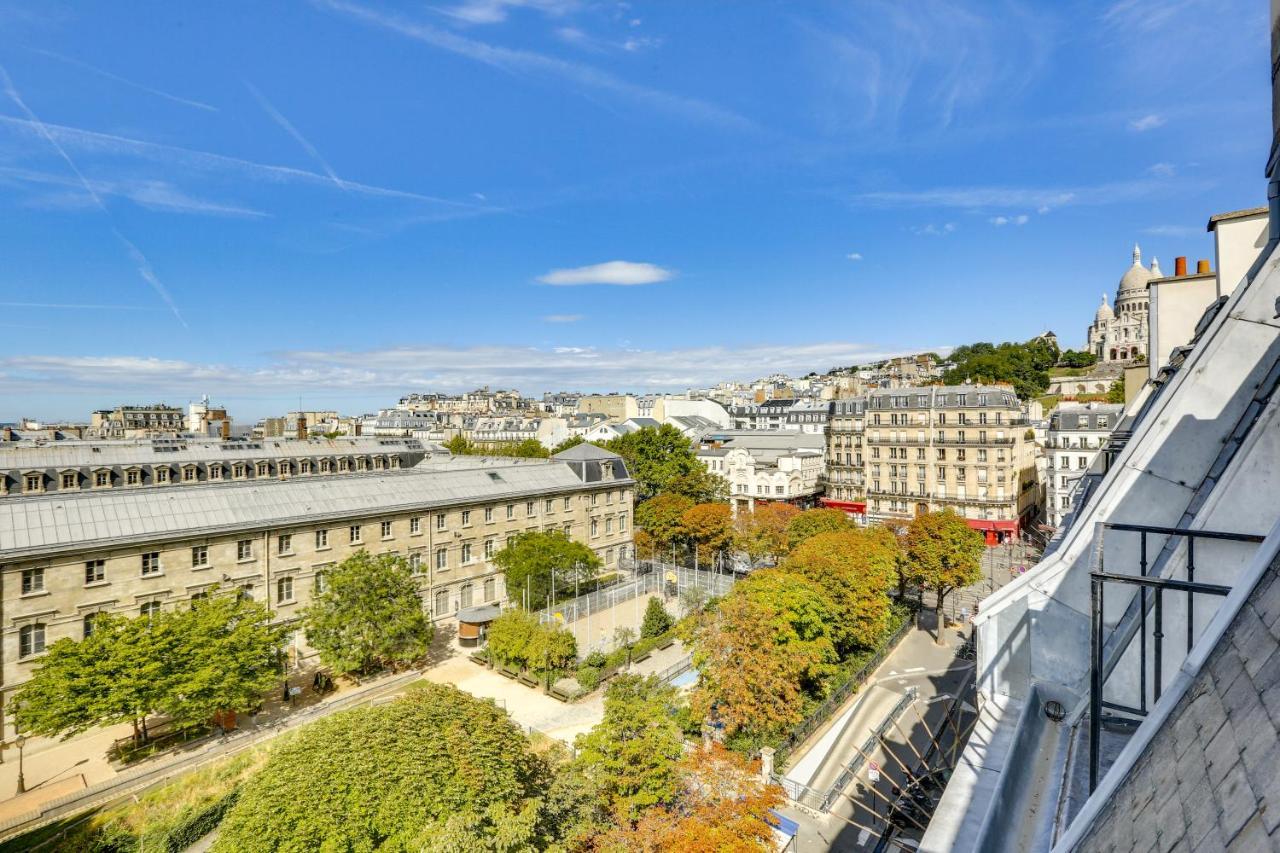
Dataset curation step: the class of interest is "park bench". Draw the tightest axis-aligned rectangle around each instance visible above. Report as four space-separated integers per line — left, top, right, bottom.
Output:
548 684 575 702
518 672 541 688
497 665 519 679
656 636 675 651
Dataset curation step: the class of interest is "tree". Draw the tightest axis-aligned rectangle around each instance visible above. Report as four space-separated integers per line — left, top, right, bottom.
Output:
1058 349 1097 368
550 434 586 455
573 674 686 822
783 528 900 653
641 598 674 639
528 622 578 679
486 609 543 671
681 502 735 563
603 425 726 503
493 530 601 611
942 337 1055 399
214 682 550 852
635 493 694 554
301 550 432 675
507 438 550 458
735 502 800 563
904 510 985 641
786 507 852 551
165 592 287 732
444 434 475 455
592 744 784 853
1107 375 1126 404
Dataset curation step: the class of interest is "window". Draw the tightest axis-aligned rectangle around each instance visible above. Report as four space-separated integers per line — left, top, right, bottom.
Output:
61 472 77 489
127 469 140 485
278 534 293 555
506 504 515 520
95 470 110 487
21 568 44 595
619 515 627 533
591 493 599 506
19 624 45 658
24 473 41 492
192 546 209 568
237 583 254 601
564 497 571 511
182 467 196 482
484 539 495 560
301 459 312 474
381 520 393 539
436 513 447 531
316 529 329 549
209 465 222 480
436 548 448 570
83 613 99 638
409 552 423 573
157 467 171 483
86 559 106 584
410 516 421 535
591 518 599 537
256 462 269 477
237 540 253 561
140 601 161 620
461 543 473 564
526 501 535 516
461 510 472 527
434 589 449 615
484 507 494 523
349 525 362 544
142 552 162 575
190 591 209 608
233 464 246 478
484 578 496 602
277 576 294 603
460 584 473 608
320 458 332 473
545 499 554 512
606 517 614 534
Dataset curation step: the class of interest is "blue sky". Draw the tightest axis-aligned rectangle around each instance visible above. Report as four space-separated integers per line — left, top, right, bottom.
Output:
0 0 1269 421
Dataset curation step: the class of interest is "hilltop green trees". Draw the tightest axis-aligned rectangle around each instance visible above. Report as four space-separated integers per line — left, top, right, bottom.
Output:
301 551 432 675
493 530 601 610
214 683 551 852
942 337 1059 399
14 592 284 746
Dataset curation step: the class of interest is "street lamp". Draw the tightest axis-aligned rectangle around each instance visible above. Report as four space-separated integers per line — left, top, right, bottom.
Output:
14 734 26 795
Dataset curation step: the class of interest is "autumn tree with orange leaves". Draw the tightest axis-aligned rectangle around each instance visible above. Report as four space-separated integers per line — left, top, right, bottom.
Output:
782 526 900 653
681 502 736 563
734 502 800 563
592 744 784 853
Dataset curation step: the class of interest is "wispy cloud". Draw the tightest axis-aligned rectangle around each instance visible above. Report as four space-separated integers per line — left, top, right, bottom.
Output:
989 214 1029 226
0 301 164 311
437 0 578 25
1147 161 1176 177
0 341 925 396
0 63 186 326
854 177 1194 212
27 47 217 112
912 223 956 236
0 167 268 217
1142 224 1200 237
245 81 346 191
542 314 584 323
846 252 863 261
1129 113 1165 132
537 260 674 286
315 0 752 130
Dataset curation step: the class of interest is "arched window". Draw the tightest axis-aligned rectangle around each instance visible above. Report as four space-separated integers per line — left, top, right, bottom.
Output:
434 589 449 616
484 578 496 602
460 584 473 608
19 623 45 657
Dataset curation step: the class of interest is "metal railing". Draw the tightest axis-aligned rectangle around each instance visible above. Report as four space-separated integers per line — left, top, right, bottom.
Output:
537 562 736 632
655 653 694 684
818 687 918 811
1088 521 1265 792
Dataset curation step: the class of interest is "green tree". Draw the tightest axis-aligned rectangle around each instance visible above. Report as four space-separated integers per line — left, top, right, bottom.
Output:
603 425 726 503
528 622 578 679
634 493 694 554
942 336 1055 399
493 530 601 611
1107 375 1126 403
735 502 801 562
574 674 686 822
1058 349 1098 368
783 528 899 653
905 510 985 641
215 683 550 852
640 598 674 639
507 438 550 458
486 609 543 671
786 507 853 550
550 434 587 455
165 591 287 732
301 550 432 675
444 434 475 455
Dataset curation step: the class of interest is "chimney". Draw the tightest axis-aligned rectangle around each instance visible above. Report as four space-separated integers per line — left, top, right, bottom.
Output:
354 421 362 436
1197 259 1211 274
221 420 231 440
296 415 308 441
1174 256 1187 277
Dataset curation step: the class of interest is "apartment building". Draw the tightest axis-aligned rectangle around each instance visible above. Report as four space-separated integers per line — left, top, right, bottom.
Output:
1044 403 1124 527
694 430 825 511
89 404 186 439
0 444 634 735
0 436 433 498
822 387 1037 542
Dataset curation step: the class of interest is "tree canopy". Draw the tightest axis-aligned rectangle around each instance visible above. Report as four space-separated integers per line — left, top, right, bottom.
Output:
942 336 1059 399
602 424 726 503
1058 349 1098 368
641 597 674 639
735 502 800 563
301 550 432 676
786 507 853 551
214 682 550 852
681 502 735 562
573 674 686 823
904 510 985 629
445 435 551 459
783 527 900 652
634 493 695 554
493 529 601 610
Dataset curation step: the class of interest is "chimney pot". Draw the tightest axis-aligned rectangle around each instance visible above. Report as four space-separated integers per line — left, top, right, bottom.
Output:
297 416 308 441
1197 259 1211 274
1174 256 1188 276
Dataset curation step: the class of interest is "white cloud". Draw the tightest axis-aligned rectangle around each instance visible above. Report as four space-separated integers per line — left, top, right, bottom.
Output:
1129 113 1165 132
1142 224 1199 237
990 214 1029 226
846 252 863 260
1147 162 1176 177
438 0 577 25
1014 214 1029 225
537 260 674 286
1037 205 1051 215
0 342 930 397
990 216 1008 226
245 81 345 191
541 313 584 323
853 177 1206 212
912 223 956 236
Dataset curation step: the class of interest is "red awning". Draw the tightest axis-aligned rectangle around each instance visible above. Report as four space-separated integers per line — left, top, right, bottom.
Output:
819 498 867 514
964 519 1020 533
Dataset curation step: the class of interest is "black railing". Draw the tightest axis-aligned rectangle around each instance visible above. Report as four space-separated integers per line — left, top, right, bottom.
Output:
1088 522 1264 792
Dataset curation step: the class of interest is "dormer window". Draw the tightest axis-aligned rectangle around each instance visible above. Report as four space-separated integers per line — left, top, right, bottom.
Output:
126 468 141 486
23 472 42 493
181 466 197 482
155 467 170 484
320 458 332 473
60 471 78 490
94 470 111 488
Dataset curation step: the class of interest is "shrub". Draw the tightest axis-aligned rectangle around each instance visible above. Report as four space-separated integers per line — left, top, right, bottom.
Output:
576 665 603 691
641 598 674 639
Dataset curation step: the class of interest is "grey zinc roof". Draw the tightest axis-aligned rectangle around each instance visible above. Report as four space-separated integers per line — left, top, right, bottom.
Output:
552 443 621 461
0 459 628 559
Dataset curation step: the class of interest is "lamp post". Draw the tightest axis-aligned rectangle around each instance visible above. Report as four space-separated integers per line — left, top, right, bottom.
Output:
14 734 26 795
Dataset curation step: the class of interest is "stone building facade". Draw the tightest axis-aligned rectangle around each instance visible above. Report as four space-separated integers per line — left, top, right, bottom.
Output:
0 447 634 735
